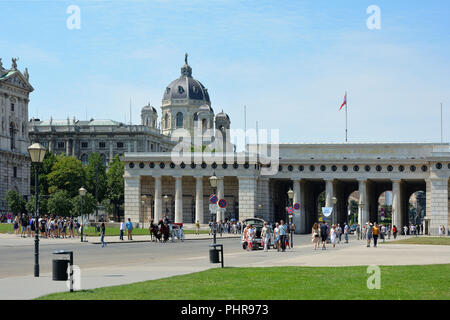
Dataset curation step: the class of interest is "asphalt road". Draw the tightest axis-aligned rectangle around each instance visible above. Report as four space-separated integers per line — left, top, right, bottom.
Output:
0 234 366 279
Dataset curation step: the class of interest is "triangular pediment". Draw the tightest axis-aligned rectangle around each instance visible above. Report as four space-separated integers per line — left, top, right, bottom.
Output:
0 70 34 92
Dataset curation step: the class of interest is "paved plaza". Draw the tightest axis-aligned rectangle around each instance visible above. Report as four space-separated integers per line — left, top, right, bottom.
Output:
0 233 449 299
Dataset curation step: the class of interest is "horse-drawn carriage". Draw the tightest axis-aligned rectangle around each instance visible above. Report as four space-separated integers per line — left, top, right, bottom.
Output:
149 220 184 242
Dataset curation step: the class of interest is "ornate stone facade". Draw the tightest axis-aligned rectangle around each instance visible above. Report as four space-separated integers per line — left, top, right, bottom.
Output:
0 58 33 213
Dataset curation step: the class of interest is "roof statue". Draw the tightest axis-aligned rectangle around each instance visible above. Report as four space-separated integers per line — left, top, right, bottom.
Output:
185 52 188 65
11 57 18 70
24 68 29 81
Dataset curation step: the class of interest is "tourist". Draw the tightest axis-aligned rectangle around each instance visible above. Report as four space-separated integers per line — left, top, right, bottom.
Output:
380 224 386 242
366 223 373 247
393 225 398 239
126 218 133 240
101 222 107 247
387 225 391 239
356 224 361 240
372 223 379 247
330 225 337 248
20 214 27 238
119 219 125 240
208 220 213 235
344 223 349 243
26 215 31 237
312 223 320 250
320 222 329 250
195 220 200 235
261 222 270 251
337 224 342 243
247 225 255 252
403 225 408 236
279 220 288 252
13 215 20 236
273 223 280 252
439 225 445 237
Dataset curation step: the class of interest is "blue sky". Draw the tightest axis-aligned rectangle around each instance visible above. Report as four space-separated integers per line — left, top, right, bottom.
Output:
1 0 449 148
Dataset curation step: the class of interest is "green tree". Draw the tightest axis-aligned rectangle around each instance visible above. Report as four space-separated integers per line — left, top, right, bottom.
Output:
84 152 107 204
25 194 48 215
106 155 124 220
47 190 73 216
47 155 86 197
72 192 97 216
30 151 57 196
5 190 25 214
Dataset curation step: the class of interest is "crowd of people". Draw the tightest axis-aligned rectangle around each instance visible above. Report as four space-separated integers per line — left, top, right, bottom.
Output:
11 213 82 239
311 222 350 250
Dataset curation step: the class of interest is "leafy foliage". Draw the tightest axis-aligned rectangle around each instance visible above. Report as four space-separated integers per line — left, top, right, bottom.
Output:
72 192 97 216
47 190 73 216
47 155 85 197
5 190 25 214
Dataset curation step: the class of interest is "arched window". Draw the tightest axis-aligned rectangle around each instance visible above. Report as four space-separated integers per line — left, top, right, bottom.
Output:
202 119 207 132
176 112 183 128
164 113 169 129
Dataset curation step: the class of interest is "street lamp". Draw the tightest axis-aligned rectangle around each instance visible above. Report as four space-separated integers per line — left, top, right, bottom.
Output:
163 195 169 218
141 200 145 229
332 196 337 225
287 188 294 248
28 142 46 277
209 173 218 244
79 187 87 242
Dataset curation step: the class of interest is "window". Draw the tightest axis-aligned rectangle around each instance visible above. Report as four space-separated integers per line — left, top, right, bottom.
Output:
164 113 169 128
176 112 183 128
81 142 88 149
99 142 106 149
11 103 14 112
117 142 124 149
57 142 65 149
13 167 17 178
9 123 15 150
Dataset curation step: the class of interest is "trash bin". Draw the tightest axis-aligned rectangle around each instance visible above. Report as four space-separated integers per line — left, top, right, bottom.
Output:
52 259 69 281
209 248 220 263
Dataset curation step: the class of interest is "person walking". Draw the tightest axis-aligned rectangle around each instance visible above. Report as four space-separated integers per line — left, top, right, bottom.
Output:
119 219 125 240
20 214 27 238
393 225 398 239
195 220 200 235
126 218 133 240
330 225 337 248
356 224 361 240
261 223 270 251
320 222 329 250
100 222 107 247
372 223 379 247
312 223 320 250
247 225 255 252
344 223 349 243
279 220 288 252
366 223 373 247
380 224 386 243
13 215 20 236
273 223 280 252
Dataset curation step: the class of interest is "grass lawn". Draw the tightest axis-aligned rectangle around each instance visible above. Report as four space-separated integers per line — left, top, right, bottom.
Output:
384 237 450 246
0 223 14 234
38 264 450 300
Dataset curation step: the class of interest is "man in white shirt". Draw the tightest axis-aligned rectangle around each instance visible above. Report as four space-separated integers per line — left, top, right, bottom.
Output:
119 219 125 240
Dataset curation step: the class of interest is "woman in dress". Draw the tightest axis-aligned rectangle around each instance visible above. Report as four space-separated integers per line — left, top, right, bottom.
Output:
13 215 20 236
247 225 255 252
330 225 337 248
273 223 280 252
312 223 320 250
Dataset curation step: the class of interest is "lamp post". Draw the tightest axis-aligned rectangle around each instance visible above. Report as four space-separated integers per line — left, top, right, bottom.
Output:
332 196 337 225
209 173 218 244
163 195 169 218
79 187 87 242
141 200 145 229
28 142 46 277
287 188 294 248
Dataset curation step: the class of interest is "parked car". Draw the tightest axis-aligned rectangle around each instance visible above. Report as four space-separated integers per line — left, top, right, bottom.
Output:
241 218 275 250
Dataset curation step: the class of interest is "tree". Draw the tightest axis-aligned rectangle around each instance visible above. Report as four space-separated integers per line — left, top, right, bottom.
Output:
72 192 97 216
5 190 25 215
30 151 57 196
84 152 107 204
47 190 73 217
106 155 124 220
25 194 48 215
47 155 86 197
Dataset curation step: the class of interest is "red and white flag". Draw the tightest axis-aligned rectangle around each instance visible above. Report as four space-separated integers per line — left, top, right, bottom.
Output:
339 92 347 111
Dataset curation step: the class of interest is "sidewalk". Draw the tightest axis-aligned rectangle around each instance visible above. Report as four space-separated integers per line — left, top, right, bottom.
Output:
0 232 240 246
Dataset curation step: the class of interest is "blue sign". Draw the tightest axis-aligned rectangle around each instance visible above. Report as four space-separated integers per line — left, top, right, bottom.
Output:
218 199 227 209
209 195 218 204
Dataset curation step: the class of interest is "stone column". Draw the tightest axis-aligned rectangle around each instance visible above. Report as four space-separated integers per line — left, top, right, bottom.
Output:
325 179 335 224
392 179 402 229
66 139 70 156
257 177 270 222
109 141 113 161
217 177 224 222
72 140 76 158
358 179 368 225
154 176 162 222
238 177 257 220
426 178 449 236
124 176 140 225
134 141 138 152
49 139 54 152
195 176 204 224
174 176 183 223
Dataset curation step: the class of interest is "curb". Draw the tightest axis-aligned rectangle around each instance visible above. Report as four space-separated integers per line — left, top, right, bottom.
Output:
90 235 240 245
